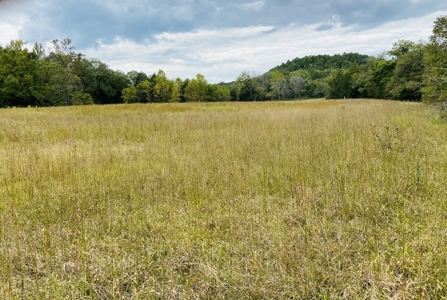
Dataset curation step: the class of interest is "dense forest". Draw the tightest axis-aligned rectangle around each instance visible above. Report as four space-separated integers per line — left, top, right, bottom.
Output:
0 15 446 107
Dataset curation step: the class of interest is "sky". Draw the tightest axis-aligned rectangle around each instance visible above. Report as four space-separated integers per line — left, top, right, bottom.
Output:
1 0 447 83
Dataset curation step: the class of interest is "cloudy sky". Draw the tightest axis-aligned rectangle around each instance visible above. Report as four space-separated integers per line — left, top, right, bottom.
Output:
1 0 447 82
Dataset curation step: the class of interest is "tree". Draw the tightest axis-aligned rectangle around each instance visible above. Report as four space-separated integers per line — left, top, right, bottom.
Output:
326 69 353 99
184 74 208 102
47 64 84 105
78 59 129 104
234 71 265 101
127 71 148 86
386 43 425 101
363 57 395 99
71 92 94 105
122 85 139 103
154 70 171 102
0 41 43 106
423 15 447 103
388 40 416 59
170 77 183 103
214 84 231 101
136 79 153 103
288 75 307 98
270 70 288 99
180 79 189 102
47 39 84 75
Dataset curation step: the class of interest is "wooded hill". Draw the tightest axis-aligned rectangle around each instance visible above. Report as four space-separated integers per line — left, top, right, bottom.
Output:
271 53 370 73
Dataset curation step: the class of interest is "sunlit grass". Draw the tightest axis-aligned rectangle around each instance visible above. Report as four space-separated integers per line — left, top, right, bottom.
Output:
0 99 446 298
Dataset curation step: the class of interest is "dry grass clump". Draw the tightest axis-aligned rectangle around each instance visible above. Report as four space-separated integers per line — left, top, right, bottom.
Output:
0 100 446 298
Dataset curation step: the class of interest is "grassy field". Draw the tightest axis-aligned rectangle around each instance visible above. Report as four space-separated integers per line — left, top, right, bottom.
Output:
0 99 446 299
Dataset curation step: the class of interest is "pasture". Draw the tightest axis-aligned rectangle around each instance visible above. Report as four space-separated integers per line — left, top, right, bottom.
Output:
0 100 446 298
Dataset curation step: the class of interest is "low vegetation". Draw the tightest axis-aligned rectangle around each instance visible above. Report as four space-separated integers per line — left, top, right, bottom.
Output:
1 99 447 298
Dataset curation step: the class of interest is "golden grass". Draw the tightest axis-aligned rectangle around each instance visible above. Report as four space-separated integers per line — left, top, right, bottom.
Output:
0 99 446 298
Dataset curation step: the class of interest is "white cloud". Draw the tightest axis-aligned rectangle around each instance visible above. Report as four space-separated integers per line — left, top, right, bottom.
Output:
0 3 29 46
83 10 446 83
154 26 274 42
0 22 23 46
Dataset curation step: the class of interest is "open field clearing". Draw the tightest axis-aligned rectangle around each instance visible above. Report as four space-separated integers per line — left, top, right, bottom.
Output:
0 100 447 298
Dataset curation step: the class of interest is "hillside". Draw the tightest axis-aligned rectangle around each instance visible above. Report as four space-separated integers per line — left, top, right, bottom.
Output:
270 52 370 74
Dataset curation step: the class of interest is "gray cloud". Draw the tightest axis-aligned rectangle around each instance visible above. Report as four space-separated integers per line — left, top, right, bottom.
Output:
1 0 446 83
8 0 445 48
80 10 444 83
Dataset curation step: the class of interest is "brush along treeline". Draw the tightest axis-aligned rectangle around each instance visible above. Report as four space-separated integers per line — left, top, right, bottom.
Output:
0 100 446 298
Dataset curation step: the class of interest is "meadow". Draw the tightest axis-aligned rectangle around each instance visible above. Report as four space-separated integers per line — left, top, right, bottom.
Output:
0 99 446 299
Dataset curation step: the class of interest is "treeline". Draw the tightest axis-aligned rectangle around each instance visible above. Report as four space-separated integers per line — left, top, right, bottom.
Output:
0 39 130 107
329 15 447 103
0 15 446 106
121 72 231 103
233 15 446 103
326 41 425 101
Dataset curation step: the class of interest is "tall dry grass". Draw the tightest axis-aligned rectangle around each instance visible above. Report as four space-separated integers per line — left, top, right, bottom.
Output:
0 100 446 299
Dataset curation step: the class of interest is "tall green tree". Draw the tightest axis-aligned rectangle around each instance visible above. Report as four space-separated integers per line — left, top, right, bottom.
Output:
363 57 396 99
122 85 139 103
269 70 288 99
326 69 353 99
386 43 425 101
170 77 183 103
184 74 209 102
136 79 154 103
0 41 42 106
288 75 307 98
213 84 231 101
47 63 84 105
154 70 171 102
423 15 447 103
388 40 416 59
127 71 149 86
78 59 129 104
235 71 265 101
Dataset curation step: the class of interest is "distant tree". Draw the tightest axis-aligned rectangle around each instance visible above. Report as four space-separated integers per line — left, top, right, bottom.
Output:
136 79 153 103
235 71 265 101
270 70 288 99
423 15 447 103
0 41 43 106
78 59 129 104
48 65 84 105
47 38 84 75
388 40 416 59
214 84 231 101
32 42 46 60
288 75 307 98
326 69 352 99
122 85 139 103
180 78 190 102
71 92 94 105
363 57 396 99
127 71 149 86
170 77 183 103
232 71 249 100
154 70 171 102
387 43 425 101
184 74 208 102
